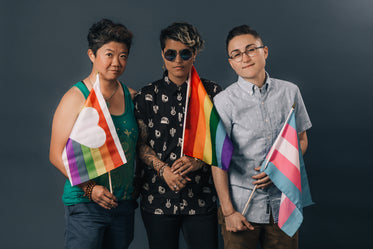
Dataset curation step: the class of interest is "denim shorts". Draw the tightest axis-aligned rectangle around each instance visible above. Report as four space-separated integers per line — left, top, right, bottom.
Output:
64 200 137 249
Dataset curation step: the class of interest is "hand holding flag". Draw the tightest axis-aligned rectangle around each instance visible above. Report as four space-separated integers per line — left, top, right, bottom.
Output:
242 104 313 237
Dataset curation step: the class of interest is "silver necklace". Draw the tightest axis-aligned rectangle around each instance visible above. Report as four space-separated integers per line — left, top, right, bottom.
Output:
88 77 119 108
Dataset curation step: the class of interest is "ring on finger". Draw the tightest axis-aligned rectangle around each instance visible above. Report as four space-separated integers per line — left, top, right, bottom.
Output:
179 178 184 183
173 184 177 190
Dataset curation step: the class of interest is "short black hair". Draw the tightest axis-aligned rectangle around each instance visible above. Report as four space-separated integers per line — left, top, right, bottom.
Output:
87 19 133 55
226 25 262 51
160 22 204 53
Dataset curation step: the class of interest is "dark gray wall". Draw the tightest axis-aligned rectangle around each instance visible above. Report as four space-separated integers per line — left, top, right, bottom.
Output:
1 0 372 248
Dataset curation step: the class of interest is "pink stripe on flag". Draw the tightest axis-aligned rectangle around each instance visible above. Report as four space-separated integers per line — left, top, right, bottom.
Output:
271 150 302 192
278 195 297 228
282 123 298 149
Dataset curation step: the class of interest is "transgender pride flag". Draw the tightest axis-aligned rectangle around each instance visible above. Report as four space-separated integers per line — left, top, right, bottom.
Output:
261 106 313 237
183 66 233 171
62 74 126 186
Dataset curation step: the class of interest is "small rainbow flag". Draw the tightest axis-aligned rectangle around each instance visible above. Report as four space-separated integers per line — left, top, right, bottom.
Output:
183 66 233 171
62 74 126 186
261 106 313 237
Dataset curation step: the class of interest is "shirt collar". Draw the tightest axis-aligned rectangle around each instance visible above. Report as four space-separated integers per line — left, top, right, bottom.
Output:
162 71 188 93
237 72 271 95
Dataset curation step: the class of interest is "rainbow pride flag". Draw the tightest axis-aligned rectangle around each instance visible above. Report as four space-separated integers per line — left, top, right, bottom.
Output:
261 107 313 237
62 74 126 186
183 66 233 171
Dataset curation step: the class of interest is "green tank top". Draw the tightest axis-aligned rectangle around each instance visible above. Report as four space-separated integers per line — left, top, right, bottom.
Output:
62 81 138 205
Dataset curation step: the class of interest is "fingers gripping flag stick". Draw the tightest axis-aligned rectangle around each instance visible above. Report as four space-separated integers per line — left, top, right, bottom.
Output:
62 74 126 191
242 104 313 237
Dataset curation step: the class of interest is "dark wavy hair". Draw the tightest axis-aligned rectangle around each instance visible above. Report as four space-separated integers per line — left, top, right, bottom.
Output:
226 25 262 51
87 19 133 55
160 22 204 53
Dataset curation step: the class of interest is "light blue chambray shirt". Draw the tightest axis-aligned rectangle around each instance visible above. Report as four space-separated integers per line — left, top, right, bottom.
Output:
213 73 312 224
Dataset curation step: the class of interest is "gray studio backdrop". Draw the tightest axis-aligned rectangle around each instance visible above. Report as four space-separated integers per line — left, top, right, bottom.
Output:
1 0 372 248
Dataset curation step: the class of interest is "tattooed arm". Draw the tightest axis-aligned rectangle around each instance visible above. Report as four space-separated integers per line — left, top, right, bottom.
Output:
136 119 190 191
137 119 166 172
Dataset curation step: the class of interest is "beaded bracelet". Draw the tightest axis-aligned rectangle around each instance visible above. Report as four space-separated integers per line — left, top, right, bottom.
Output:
83 181 97 201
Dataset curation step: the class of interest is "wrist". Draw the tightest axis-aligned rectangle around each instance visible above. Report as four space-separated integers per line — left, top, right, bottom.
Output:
223 210 236 218
194 157 204 169
158 164 168 179
82 181 96 201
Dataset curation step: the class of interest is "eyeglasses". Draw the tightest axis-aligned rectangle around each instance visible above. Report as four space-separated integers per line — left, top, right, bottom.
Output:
163 49 193 61
229 45 265 62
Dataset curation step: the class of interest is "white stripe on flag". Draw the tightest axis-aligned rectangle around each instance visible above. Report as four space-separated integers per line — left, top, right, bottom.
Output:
276 136 300 170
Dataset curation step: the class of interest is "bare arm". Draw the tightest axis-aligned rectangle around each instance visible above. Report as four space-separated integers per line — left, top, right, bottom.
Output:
49 87 118 209
211 167 253 232
49 87 85 177
298 130 308 155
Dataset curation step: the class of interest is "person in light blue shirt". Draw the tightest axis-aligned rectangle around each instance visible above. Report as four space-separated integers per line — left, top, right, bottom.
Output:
212 25 312 249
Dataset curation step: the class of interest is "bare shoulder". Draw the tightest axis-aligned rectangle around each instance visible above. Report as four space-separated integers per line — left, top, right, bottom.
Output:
128 87 137 100
53 86 86 122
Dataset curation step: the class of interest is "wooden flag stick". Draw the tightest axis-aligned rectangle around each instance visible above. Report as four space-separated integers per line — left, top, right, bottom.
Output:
108 171 113 194
242 185 257 215
180 70 192 157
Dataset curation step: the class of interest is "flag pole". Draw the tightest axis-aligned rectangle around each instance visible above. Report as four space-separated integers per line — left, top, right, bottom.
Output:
180 69 192 157
108 171 113 194
241 103 296 216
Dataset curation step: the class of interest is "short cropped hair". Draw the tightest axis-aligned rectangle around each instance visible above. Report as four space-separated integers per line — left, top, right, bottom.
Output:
226 25 262 51
87 19 133 55
160 22 204 53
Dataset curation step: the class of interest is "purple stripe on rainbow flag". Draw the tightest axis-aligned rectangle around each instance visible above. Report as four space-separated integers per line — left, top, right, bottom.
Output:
71 139 90 184
221 135 233 171
65 138 81 185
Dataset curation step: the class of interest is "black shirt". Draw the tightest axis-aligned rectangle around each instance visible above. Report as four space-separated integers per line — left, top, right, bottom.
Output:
134 73 222 215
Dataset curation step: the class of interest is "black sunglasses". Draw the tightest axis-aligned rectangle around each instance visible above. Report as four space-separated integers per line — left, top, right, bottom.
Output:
164 49 193 61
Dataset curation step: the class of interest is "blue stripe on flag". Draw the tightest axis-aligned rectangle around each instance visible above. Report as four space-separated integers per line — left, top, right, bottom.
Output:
280 205 303 237
71 139 90 184
263 161 303 209
214 120 226 168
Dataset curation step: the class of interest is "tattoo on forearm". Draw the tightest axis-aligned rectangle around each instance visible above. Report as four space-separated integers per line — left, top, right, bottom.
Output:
137 119 165 172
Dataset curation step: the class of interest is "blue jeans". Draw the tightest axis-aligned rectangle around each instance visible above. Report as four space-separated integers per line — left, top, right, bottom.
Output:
64 200 137 249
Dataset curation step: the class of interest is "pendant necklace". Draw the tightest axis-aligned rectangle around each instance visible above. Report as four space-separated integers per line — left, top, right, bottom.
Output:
103 82 119 108
88 77 119 108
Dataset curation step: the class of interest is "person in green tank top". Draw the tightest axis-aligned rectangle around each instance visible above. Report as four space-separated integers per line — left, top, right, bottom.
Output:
49 19 138 249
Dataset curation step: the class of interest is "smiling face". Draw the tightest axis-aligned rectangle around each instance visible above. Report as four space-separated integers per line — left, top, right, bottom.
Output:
162 39 196 85
227 34 268 87
88 41 128 82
